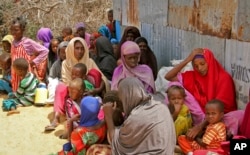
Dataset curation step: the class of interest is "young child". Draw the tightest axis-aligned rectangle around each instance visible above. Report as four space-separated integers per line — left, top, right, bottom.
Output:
58 96 107 154
62 27 74 41
2 58 39 116
166 85 192 139
102 90 124 126
178 99 226 155
45 63 94 131
1 34 13 53
59 78 85 139
47 38 60 72
0 53 12 94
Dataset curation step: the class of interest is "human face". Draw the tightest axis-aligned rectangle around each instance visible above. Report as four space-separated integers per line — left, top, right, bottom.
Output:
13 66 26 80
0 59 11 71
90 35 95 46
74 41 85 60
205 104 223 124
126 32 134 41
10 23 24 41
2 41 11 53
71 67 85 80
68 85 83 101
108 12 113 22
77 27 86 38
168 89 185 106
124 53 140 68
51 40 59 53
59 47 66 61
138 42 147 52
193 58 208 76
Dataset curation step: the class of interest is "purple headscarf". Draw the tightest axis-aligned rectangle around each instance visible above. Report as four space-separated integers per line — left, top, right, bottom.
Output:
111 41 155 93
75 22 85 30
79 96 100 127
36 27 53 49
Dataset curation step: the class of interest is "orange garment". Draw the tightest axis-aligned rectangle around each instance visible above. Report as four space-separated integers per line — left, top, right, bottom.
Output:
178 122 226 154
71 123 106 154
11 41 32 92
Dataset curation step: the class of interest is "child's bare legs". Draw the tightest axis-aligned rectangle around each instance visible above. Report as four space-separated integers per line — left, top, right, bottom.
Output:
7 106 20 116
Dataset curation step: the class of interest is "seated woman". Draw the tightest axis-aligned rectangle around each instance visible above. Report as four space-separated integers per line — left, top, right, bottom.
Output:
116 26 141 65
165 48 244 139
135 37 158 80
101 77 176 155
111 41 155 94
93 36 117 81
57 96 107 155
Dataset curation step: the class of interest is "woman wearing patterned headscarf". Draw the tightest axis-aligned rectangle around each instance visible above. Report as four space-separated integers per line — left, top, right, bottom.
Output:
111 41 155 93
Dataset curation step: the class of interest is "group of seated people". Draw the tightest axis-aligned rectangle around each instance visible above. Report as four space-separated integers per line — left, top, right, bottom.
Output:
0 12 249 155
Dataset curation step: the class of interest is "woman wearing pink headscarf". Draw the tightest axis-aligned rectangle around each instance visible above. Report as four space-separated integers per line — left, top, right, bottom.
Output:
111 41 155 93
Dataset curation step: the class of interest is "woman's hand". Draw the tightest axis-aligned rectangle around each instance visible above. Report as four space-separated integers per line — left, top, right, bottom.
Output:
103 102 117 117
186 48 204 62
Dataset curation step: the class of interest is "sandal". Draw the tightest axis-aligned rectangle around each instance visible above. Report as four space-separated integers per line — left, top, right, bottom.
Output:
45 122 58 131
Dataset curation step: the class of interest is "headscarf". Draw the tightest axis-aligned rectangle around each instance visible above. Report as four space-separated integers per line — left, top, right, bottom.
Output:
2 35 14 44
75 22 85 30
117 26 141 59
112 77 176 155
182 48 237 113
79 96 100 127
61 37 109 91
36 27 53 49
111 41 155 93
57 41 68 59
135 37 158 80
94 36 116 80
98 25 111 40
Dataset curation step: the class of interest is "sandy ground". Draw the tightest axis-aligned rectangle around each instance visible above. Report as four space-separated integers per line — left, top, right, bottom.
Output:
0 95 68 155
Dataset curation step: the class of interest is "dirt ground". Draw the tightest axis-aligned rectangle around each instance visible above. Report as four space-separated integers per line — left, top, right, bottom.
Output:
0 95 68 155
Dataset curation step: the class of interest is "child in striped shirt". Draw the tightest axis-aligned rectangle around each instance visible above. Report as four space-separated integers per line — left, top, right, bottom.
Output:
178 99 226 155
2 58 39 116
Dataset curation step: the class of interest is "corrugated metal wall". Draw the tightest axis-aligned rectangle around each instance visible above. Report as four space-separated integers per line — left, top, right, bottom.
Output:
113 0 250 109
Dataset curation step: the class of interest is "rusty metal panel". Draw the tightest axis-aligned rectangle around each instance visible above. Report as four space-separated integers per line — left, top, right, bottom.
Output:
141 23 225 68
231 0 250 41
113 0 122 21
225 40 250 109
121 0 140 27
137 0 168 26
168 0 237 39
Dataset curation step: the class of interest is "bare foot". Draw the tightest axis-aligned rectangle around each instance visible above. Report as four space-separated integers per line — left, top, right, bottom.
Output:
7 110 20 116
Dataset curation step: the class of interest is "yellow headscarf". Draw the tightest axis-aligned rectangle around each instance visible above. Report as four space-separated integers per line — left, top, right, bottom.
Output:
61 37 110 90
2 35 14 44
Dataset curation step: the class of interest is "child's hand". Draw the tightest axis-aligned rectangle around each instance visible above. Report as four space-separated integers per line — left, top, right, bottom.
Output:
173 103 182 114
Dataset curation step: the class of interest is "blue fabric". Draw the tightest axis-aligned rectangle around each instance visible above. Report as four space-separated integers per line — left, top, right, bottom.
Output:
0 78 12 93
79 96 100 127
98 25 111 40
2 99 16 111
115 20 121 42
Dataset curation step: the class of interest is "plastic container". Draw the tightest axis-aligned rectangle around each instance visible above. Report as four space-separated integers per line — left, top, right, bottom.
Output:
34 83 48 105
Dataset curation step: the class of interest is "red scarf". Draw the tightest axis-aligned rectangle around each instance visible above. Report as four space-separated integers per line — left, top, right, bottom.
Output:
182 48 237 113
